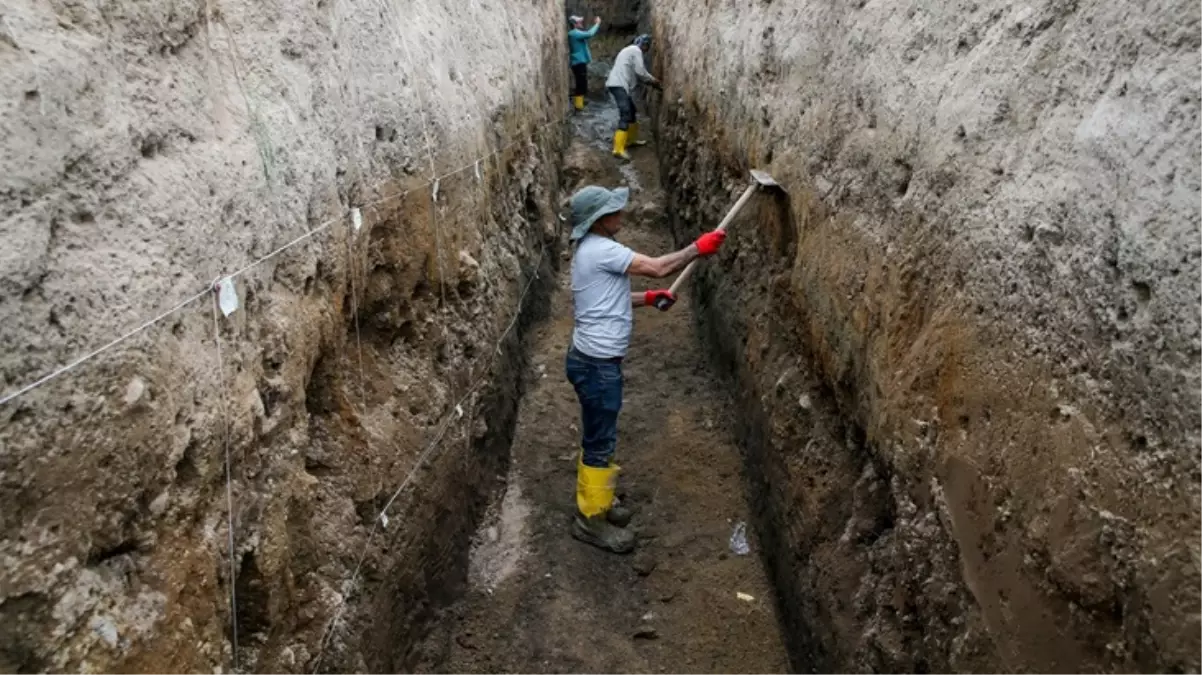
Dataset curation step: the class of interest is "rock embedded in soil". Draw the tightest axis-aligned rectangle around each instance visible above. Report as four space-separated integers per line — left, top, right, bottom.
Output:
633 625 659 640
633 552 658 576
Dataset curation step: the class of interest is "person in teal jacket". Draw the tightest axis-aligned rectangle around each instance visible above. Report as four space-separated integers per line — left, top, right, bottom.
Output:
568 15 601 111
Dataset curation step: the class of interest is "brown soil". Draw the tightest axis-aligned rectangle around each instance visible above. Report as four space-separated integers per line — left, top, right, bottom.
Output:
416 102 790 673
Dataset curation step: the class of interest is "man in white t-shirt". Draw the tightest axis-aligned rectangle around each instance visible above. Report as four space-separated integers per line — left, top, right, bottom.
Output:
566 185 726 553
605 34 661 160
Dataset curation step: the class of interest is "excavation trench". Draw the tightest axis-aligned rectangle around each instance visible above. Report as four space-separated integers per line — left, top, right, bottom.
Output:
328 32 801 673
406 71 884 675
420 91 792 674
394 14 838 672
3 0 1198 671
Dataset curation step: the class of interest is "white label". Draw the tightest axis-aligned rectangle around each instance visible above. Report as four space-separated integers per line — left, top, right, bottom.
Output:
474 160 481 181
431 179 440 203
379 512 389 529
351 207 362 232
217 277 238 317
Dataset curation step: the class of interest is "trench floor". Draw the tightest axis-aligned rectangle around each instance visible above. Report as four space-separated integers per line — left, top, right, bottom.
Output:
425 99 789 673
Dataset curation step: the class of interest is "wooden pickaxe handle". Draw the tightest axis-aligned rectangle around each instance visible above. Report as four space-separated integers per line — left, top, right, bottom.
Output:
654 182 760 309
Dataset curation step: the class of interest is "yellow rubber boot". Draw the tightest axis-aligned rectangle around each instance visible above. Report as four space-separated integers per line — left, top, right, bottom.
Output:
576 457 617 516
573 95 585 111
628 122 647 147
612 129 630 161
573 458 635 553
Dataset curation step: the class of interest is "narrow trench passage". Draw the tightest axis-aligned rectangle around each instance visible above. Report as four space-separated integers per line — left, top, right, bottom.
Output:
418 98 791 673
6 0 1195 672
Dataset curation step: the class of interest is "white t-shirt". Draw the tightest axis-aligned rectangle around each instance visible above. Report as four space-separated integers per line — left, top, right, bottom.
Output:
605 44 652 93
571 234 635 359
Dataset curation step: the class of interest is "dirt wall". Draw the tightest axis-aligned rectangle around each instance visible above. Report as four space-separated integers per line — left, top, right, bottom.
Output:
565 0 643 32
650 0 1200 671
0 0 566 671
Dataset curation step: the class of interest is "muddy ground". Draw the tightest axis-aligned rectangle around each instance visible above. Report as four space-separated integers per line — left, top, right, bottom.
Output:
414 98 790 673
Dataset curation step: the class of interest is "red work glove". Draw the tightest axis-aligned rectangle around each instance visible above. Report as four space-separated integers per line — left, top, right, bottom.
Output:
644 289 676 311
694 229 726 257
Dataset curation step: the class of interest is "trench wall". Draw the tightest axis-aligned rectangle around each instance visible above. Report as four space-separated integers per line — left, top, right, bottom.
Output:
0 0 566 671
650 0 1200 671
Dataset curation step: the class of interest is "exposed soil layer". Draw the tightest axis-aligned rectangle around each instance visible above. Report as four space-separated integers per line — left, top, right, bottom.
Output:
3 0 1198 671
0 1 570 671
421 99 790 674
648 0 1201 672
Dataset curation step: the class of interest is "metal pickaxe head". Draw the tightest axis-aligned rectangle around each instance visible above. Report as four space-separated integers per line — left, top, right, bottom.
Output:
749 169 781 189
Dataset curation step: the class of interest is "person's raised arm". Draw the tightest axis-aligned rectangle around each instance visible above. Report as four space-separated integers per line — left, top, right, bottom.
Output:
570 18 601 39
626 229 726 279
627 246 696 279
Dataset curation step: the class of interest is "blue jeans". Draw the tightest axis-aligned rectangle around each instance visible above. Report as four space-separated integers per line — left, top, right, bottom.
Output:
565 347 624 468
608 86 637 130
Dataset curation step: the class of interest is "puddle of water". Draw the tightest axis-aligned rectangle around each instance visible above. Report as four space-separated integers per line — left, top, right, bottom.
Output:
570 101 620 151
570 95 646 193
467 471 531 592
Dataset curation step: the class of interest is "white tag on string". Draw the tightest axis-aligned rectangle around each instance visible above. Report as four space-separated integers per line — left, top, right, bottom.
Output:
379 513 389 529
474 160 481 181
351 207 362 232
431 179 440 203
216 277 238 317
455 404 464 418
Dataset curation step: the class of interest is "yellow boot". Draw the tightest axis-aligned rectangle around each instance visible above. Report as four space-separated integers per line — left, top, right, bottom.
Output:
628 122 647 147
612 129 631 161
573 95 585 111
573 457 635 553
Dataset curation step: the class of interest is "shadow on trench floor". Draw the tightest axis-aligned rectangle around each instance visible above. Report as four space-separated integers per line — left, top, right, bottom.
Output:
415 97 791 673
